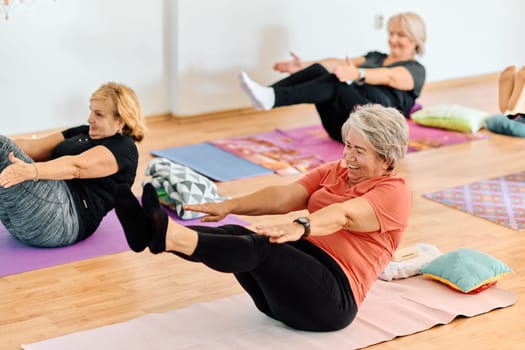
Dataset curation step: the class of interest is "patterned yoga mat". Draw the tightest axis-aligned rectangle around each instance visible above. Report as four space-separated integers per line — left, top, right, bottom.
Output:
210 126 340 176
423 171 525 231
210 121 489 176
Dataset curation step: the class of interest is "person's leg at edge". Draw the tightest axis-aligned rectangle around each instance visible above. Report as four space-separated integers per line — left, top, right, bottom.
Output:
114 184 357 331
508 66 525 114
498 65 517 113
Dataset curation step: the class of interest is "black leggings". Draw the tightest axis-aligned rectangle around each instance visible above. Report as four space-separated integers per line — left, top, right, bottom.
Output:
271 64 397 142
175 224 357 332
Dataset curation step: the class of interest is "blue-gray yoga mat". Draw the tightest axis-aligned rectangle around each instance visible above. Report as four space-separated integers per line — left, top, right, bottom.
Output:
151 142 273 181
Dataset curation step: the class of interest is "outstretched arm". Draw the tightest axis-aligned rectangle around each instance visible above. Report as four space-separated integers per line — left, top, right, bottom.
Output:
334 61 415 91
184 182 310 222
273 52 365 74
317 56 366 73
255 196 379 244
273 52 304 74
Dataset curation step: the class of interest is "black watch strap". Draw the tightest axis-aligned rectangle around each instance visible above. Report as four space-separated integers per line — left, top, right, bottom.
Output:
293 217 311 238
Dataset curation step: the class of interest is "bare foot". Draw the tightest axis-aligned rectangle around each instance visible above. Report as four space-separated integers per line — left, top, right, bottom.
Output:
165 219 199 256
498 65 516 113
508 66 525 114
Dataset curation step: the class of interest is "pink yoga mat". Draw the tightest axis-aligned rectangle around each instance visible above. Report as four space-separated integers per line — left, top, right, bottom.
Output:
210 122 489 176
210 126 343 176
0 209 248 277
21 275 516 350
406 119 488 153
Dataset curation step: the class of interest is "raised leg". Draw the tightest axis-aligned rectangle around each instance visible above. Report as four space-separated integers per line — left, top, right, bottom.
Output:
508 66 525 114
498 65 516 113
239 72 275 111
114 183 199 255
114 185 151 252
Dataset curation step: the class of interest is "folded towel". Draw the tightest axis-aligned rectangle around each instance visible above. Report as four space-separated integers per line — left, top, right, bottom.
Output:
145 158 229 220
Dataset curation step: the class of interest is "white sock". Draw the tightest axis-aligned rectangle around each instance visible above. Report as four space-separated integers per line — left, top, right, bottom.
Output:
239 72 275 111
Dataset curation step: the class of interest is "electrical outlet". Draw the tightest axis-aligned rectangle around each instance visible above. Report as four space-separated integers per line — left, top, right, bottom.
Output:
374 14 384 29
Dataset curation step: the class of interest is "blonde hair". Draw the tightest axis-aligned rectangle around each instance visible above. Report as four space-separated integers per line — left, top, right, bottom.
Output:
90 82 147 142
341 104 408 171
388 12 427 56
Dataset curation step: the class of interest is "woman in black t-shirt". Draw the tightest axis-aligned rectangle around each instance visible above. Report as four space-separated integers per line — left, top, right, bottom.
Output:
239 12 427 142
0 82 147 247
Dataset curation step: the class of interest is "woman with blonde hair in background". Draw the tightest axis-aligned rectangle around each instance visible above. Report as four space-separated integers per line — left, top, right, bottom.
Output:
0 82 147 247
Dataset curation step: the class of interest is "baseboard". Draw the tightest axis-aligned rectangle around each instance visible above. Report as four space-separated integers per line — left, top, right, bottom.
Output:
422 72 498 92
166 73 499 121
169 107 257 124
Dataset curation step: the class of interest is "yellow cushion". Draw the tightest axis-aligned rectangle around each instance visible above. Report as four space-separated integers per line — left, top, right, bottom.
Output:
411 104 489 133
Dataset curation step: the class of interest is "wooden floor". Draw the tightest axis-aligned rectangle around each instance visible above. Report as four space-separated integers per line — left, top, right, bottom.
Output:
2 74 525 349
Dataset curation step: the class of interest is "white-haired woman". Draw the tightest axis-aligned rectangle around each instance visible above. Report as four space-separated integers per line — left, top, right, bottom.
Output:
240 12 427 143
114 104 411 332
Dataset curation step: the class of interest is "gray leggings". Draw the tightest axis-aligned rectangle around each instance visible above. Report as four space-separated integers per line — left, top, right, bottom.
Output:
0 135 79 247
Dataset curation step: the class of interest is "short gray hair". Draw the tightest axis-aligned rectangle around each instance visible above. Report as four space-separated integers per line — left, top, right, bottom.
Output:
341 104 409 171
388 12 427 56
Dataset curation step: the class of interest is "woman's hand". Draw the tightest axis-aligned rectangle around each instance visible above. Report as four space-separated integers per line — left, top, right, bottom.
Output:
333 59 359 83
273 52 303 74
184 201 231 222
0 152 36 188
254 222 304 244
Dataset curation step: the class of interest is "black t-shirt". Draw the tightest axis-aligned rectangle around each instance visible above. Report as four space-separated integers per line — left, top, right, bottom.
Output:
358 51 426 115
52 125 138 241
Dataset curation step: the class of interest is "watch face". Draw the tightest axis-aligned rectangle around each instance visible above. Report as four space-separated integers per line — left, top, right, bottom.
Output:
294 217 311 237
297 217 309 225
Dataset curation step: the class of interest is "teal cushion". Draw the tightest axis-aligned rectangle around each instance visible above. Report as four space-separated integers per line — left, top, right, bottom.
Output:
485 114 525 137
411 104 489 132
419 248 512 293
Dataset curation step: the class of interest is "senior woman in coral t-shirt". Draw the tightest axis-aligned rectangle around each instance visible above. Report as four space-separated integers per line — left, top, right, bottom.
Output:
114 103 411 332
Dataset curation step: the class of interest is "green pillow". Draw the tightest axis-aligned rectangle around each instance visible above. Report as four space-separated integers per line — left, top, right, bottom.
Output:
419 248 512 294
484 114 525 137
411 104 490 133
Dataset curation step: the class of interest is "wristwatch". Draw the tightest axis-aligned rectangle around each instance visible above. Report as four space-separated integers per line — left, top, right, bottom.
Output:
293 217 311 238
355 68 366 85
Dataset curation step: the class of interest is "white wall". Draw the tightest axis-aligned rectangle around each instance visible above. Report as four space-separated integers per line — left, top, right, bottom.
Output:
171 0 525 115
1 0 525 135
0 0 166 135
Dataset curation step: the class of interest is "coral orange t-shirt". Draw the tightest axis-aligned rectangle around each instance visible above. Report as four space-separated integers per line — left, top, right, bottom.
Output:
296 160 412 306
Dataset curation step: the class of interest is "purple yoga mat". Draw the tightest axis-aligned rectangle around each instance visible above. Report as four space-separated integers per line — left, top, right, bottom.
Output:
0 209 248 277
